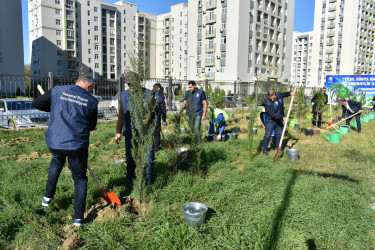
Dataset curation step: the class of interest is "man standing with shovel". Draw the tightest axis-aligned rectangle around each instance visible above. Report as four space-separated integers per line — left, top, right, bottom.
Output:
32 76 98 226
339 99 363 133
262 89 295 155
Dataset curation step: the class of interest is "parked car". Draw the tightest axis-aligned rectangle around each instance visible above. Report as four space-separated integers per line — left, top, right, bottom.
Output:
222 96 236 108
0 98 50 128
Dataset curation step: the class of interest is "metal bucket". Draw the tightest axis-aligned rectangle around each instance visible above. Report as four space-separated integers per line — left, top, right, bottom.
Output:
229 114 234 118
252 128 258 135
305 129 314 136
287 149 300 162
176 147 188 154
183 202 208 228
227 132 237 140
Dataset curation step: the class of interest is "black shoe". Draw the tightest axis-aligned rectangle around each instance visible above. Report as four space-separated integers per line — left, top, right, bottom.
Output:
263 151 268 155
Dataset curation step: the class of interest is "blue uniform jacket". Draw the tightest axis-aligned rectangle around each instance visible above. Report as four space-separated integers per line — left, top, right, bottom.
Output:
341 100 362 118
39 85 98 150
184 88 207 116
263 92 291 124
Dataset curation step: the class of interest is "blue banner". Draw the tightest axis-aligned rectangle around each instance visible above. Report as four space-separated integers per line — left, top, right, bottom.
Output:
325 75 375 107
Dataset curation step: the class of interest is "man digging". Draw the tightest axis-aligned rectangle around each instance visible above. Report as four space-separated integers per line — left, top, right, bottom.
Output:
32 76 98 227
340 99 363 133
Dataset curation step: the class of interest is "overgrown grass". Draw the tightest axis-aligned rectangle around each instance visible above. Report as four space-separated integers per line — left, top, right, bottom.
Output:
1 110 375 249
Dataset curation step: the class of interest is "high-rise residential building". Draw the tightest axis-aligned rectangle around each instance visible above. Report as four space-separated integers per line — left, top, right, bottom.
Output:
291 31 314 89
187 0 295 90
0 0 24 75
311 0 375 87
28 0 156 79
156 3 188 79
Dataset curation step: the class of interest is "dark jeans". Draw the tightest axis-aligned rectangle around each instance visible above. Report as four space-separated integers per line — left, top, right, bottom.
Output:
125 135 154 185
263 121 283 152
45 147 88 220
346 113 361 133
312 111 322 127
188 113 202 144
154 123 161 152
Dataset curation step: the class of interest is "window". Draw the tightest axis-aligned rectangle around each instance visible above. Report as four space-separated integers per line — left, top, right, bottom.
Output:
88 10 90 16
57 50 62 56
95 54 99 59
55 0 60 4
56 19 60 25
87 0 90 6
94 44 98 50
88 58 91 63
56 30 61 35
94 16 98 22
88 29 91 35
88 39 91 44
88 49 91 54
0 52 2 63
88 20 91 25
55 9 60 15
94 7 98 12
95 63 99 68
94 35 98 41
56 40 61 45
123 10 126 14
94 26 98 31
57 60 62 66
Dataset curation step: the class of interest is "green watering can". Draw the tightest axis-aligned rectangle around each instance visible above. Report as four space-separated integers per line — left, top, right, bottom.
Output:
333 125 350 135
350 120 357 128
369 113 375 119
321 131 342 143
361 116 370 123
288 119 298 127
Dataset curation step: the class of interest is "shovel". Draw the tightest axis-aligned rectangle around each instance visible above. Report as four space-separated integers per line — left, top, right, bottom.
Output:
160 129 172 148
37 84 121 206
324 111 361 130
274 90 296 159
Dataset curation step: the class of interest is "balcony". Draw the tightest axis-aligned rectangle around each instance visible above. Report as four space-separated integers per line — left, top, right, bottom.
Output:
205 59 215 66
220 58 226 66
205 44 216 52
326 39 334 45
221 28 226 36
206 29 216 38
328 14 336 20
329 5 337 11
198 18 202 26
325 57 333 62
325 65 332 70
326 48 334 54
206 15 216 24
206 0 217 10
327 22 335 28
327 31 335 37
197 46 202 54
205 71 215 79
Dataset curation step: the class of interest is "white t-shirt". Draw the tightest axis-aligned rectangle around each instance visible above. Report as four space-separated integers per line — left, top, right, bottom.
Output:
346 103 354 113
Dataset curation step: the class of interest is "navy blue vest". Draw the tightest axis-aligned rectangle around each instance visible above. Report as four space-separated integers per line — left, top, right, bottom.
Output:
184 88 206 115
45 85 98 150
120 90 133 137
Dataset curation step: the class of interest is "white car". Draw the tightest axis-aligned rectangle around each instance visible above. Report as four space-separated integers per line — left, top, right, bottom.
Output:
0 98 50 128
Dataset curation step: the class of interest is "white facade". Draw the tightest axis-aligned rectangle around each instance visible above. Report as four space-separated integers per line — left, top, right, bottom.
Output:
155 3 188 79
187 0 295 86
310 0 375 87
0 0 24 75
28 0 156 79
291 31 314 88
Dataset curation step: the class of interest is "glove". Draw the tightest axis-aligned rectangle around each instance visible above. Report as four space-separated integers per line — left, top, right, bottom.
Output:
311 102 315 106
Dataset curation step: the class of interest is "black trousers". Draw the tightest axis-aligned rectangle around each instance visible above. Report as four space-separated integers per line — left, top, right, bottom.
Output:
154 123 161 152
312 111 322 127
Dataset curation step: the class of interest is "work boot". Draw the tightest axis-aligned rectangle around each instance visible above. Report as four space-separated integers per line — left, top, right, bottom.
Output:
263 151 268 155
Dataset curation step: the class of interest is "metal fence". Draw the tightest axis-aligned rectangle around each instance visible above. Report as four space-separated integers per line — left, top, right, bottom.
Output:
0 73 316 129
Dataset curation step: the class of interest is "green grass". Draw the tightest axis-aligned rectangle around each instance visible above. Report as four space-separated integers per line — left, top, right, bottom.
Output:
1 111 375 249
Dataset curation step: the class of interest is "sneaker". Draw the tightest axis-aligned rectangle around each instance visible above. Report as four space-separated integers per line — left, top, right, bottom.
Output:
41 197 52 207
73 219 82 226
263 151 268 155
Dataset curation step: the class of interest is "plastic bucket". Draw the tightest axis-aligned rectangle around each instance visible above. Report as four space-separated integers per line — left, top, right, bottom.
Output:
287 149 300 162
305 129 314 136
252 128 258 135
288 119 298 127
362 116 370 122
228 132 237 140
183 202 208 228
294 124 301 130
233 127 241 133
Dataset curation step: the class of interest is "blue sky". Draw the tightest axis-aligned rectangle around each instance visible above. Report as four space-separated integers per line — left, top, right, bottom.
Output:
21 0 315 64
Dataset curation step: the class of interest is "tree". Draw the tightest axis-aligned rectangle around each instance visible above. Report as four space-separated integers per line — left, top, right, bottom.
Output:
312 88 328 127
295 86 308 123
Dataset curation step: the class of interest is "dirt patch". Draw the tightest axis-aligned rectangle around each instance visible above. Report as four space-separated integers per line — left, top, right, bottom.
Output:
238 134 248 139
14 151 40 162
41 153 52 158
108 137 117 144
238 164 244 171
89 140 102 148
61 235 80 250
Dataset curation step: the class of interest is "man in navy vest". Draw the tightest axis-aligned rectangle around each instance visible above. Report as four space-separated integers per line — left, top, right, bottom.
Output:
262 89 295 155
32 76 98 226
178 81 208 143
115 73 157 186
340 99 363 133
153 83 167 151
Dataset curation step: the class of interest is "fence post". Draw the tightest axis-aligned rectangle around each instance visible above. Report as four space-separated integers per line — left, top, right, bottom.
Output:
168 77 173 111
48 72 53 90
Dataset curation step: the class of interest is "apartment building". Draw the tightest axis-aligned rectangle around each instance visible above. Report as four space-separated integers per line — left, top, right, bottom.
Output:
28 0 156 79
0 0 24 75
155 3 188 79
291 31 314 88
187 0 295 87
310 0 375 86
